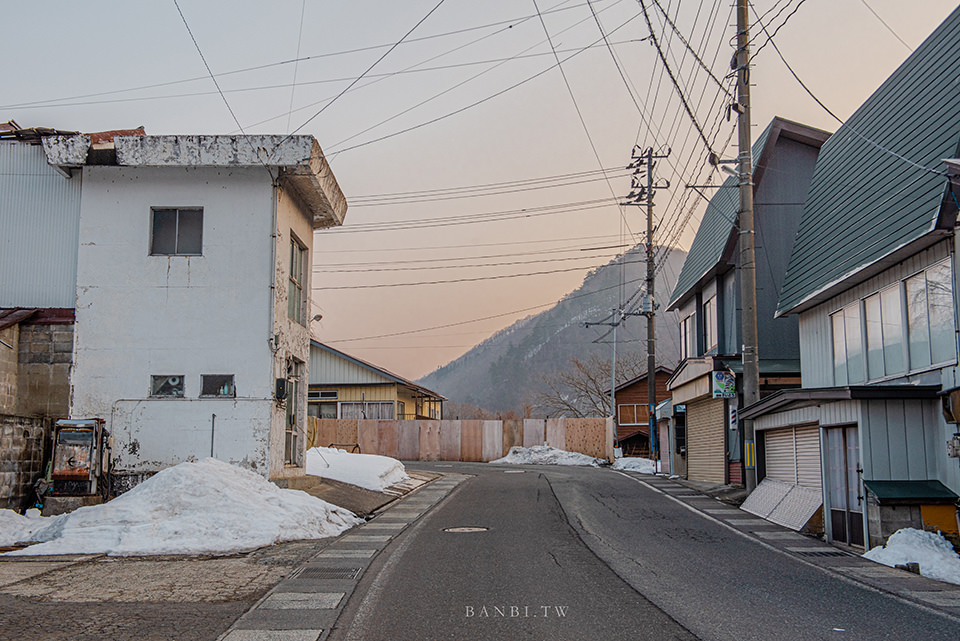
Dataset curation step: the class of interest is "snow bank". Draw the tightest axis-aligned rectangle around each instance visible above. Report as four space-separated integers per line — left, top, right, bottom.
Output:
306 447 408 492
492 445 603 467
0 509 46 547
3 458 361 556
612 457 657 474
863 528 960 586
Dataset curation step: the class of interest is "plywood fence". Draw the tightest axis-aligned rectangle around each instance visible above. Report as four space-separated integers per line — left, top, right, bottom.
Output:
307 417 614 462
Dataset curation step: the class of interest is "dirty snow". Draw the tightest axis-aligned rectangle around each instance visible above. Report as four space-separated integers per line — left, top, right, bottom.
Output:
1 458 361 556
492 445 603 467
864 528 960 586
612 457 657 474
0 508 45 547
306 447 408 492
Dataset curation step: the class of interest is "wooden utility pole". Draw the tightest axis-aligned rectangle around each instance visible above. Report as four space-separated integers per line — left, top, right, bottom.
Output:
736 0 760 492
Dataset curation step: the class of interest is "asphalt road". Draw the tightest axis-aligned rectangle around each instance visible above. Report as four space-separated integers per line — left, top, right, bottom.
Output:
330 463 960 641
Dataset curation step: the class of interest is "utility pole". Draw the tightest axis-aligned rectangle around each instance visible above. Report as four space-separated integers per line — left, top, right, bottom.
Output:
623 146 670 460
584 308 621 432
736 0 759 492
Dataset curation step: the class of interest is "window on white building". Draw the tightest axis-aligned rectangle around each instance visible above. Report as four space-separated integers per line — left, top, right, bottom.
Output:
151 208 202 255
288 234 306 325
151 375 184 397
703 296 717 353
865 285 905 380
201 374 235 397
832 303 864 385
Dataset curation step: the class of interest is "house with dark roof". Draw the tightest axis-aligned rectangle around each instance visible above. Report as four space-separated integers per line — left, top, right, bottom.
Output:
665 117 830 487
740 7 960 549
604 366 673 457
309 341 445 421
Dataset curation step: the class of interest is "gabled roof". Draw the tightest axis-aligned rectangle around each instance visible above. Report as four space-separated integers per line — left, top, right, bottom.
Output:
608 365 674 395
310 341 446 401
777 7 960 316
667 117 829 310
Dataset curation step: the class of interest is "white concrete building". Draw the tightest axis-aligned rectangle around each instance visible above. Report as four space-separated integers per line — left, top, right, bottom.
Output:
42 134 347 487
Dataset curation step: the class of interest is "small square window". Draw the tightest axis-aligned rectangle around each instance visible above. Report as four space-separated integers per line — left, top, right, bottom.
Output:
201 374 235 397
151 208 203 255
151 375 184 397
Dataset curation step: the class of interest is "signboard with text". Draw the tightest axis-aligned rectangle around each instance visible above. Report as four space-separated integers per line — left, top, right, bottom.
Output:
711 371 736 399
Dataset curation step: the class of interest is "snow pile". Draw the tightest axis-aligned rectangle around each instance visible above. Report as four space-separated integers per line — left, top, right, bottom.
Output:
863 528 960 586
0 508 46 547
306 447 408 492
3 458 361 556
492 445 603 467
612 457 657 474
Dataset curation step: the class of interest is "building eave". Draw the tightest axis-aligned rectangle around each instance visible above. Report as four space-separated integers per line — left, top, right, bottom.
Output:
739 384 942 420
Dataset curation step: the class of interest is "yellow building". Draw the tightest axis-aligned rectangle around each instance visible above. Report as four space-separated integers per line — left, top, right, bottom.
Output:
308 341 444 420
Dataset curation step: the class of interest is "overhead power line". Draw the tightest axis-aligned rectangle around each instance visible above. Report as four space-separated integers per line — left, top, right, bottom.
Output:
858 0 913 51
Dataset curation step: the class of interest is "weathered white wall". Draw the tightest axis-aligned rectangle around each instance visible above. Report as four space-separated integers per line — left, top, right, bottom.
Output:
268 186 315 478
71 166 277 474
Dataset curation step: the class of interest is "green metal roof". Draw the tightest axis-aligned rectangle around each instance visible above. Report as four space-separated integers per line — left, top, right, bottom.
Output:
666 120 776 310
863 479 958 505
777 7 960 316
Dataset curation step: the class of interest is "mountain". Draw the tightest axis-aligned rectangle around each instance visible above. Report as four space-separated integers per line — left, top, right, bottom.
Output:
418 245 687 416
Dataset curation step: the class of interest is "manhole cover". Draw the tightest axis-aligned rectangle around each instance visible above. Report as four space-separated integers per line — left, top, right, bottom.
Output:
290 566 363 580
443 527 489 533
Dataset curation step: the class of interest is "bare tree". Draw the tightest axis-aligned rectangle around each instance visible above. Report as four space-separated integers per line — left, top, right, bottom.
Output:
532 351 649 418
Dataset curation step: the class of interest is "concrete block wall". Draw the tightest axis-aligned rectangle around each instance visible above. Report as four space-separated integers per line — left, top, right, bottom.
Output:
17 323 72 418
0 325 18 413
0 414 47 511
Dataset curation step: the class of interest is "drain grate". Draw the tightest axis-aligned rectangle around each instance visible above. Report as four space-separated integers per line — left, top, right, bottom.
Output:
290 566 362 580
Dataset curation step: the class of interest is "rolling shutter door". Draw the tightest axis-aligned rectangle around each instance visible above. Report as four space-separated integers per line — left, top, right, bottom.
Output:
794 426 822 490
763 425 822 490
686 398 725 483
764 428 796 483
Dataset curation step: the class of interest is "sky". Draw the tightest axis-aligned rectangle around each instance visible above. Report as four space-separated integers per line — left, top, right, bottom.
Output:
4 0 956 380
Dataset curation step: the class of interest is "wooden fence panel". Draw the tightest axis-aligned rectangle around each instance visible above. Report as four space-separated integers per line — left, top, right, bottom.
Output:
502 419 523 456
545 418 565 451
419 420 442 461
378 420 400 459
398 421 420 460
358 420 379 455
335 419 359 447
460 420 483 462
439 420 462 461
481 420 502 461
523 419 545 448
564 418 606 458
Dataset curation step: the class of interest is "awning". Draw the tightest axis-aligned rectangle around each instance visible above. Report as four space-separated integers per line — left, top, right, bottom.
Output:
863 479 958 505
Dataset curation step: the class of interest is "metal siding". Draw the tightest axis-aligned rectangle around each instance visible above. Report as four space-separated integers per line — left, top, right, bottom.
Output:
886 400 910 479
755 405 820 431
797 242 950 388
865 400 891 479
0 142 81 307
903 400 928 479
779 7 960 314
309 346 393 385
764 428 796 484
686 398 725 483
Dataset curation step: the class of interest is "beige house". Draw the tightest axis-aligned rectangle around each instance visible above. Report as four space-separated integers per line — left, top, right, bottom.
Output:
309 342 444 421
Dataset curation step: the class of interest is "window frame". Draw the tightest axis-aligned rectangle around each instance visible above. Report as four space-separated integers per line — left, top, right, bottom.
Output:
288 233 307 325
703 295 718 354
200 374 236 398
150 207 203 256
150 374 185 398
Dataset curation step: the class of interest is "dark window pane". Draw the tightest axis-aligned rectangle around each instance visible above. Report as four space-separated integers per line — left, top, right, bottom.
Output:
151 209 177 255
201 374 235 397
177 209 203 255
151 375 184 397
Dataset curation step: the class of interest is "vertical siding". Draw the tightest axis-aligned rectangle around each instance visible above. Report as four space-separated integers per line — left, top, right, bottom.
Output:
798 241 952 389
0 142 81 307
861 398 942 482
686 398 726 483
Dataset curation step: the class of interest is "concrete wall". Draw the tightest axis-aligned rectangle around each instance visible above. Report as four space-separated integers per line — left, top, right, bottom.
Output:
269 186 315 478
0 415 46 511
18 322 72 418
0 325 17 413
70 166 277 476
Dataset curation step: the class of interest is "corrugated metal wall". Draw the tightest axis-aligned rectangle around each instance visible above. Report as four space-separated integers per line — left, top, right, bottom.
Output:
309 347 392 385
686 398 725 483
763 425 821 490
0 142 81 307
